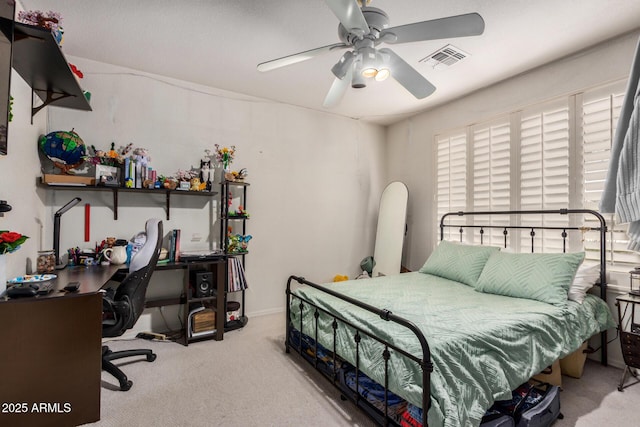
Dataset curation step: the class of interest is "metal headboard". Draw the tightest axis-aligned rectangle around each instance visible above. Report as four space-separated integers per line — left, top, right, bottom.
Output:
439 208 609 365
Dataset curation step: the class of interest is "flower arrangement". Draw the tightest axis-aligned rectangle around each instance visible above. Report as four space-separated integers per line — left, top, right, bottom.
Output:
17 10 62 31
84 142 133 167
174 169 199 182
213 144 236 170
0 230 29 255
17 10 64 44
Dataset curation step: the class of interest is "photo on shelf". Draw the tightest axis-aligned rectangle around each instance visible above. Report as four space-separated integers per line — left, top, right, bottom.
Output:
96 164 120 187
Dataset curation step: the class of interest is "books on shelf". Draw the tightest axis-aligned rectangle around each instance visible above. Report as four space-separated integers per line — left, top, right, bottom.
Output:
124 157 157 189
227 257 248 292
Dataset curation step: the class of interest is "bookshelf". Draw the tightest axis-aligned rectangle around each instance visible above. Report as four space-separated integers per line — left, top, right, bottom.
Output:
220 180 250 331
147 259 226 345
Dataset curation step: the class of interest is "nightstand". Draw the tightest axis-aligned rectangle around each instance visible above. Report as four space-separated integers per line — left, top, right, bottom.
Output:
616 292 640 391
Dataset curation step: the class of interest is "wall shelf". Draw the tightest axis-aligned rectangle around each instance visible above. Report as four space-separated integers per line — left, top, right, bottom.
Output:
11 21 91 119
38 181 217 220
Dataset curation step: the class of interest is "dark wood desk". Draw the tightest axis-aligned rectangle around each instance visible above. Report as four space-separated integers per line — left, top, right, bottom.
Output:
0 265 119 427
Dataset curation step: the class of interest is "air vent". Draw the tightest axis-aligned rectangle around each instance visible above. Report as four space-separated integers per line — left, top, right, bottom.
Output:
420 44 469 69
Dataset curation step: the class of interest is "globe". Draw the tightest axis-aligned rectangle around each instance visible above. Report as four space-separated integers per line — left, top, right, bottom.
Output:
40 130 86 173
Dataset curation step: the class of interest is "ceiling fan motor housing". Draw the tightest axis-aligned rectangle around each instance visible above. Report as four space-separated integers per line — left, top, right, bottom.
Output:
338 7 390 44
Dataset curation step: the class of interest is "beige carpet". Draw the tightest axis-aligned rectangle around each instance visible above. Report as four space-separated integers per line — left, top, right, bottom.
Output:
89 312 638 426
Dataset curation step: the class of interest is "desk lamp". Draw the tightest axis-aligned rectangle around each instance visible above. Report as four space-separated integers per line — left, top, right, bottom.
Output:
54 197 81 269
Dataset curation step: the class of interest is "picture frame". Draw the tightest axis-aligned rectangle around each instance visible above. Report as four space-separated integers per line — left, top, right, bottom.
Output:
95 164 120 187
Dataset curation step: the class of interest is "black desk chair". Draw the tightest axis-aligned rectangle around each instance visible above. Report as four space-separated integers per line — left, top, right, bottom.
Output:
102 218 163 391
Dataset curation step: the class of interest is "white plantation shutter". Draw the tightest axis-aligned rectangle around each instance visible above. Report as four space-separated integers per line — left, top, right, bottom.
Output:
434 80 633 266
581 83 639 268
519 103 570 252
436 132 467 240
471 120 510 245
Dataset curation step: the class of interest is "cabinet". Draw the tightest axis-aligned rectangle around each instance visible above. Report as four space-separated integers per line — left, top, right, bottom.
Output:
219 180 250 331
616 292 640 391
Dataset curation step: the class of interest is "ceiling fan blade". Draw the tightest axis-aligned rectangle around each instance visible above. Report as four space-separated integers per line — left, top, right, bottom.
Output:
324 0 370 37
380 13 485 44
323 66 353 108
379 48 435 99
257 43 348 72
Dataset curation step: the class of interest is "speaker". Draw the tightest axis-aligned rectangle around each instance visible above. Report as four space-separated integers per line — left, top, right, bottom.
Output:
191 271 214 298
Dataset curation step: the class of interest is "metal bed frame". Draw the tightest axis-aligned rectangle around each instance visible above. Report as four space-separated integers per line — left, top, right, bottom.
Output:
285 209 609 427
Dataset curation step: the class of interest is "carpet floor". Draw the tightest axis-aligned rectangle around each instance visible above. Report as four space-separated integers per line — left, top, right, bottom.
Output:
89 312 638 426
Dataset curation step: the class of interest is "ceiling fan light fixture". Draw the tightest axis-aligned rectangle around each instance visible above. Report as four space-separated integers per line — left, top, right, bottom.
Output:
331 51 356 79
373 51 390 81
374 67 390 81
360 46 378 78
361 67 378 78
352 69 367 88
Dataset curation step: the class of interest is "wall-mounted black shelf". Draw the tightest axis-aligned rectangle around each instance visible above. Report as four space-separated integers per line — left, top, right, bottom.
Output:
38 181 217 220
11 21 91 119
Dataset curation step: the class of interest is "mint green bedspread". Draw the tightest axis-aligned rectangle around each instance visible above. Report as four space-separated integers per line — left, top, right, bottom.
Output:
290 272 615 427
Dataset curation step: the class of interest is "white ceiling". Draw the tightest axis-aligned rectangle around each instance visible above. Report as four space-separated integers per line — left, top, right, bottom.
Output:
18 0 640 126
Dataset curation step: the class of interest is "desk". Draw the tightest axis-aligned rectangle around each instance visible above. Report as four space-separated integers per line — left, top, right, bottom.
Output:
0 265 119 427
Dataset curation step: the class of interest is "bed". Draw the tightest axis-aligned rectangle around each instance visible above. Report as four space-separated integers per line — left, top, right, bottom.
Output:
285 209 616 427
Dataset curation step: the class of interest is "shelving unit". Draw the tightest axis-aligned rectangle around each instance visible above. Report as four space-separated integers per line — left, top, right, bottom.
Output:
38 181 217 220
219 180 250 331
11 21 91 120
144 259 226 346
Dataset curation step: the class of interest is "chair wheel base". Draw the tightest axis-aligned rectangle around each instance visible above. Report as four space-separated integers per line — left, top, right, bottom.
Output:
102 346 157 392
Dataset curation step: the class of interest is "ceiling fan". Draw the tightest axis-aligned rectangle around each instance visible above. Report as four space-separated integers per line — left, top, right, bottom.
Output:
257 0 485 108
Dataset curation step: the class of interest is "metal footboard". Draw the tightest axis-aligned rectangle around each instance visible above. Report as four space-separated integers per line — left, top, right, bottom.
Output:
286 275 433 427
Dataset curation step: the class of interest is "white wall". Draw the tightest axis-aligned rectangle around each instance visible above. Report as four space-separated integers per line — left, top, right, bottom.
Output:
0 68 47 281
40 57 387 321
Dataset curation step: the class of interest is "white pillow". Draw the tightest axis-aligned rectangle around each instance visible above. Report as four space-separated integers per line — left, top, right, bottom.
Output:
568 263 600 303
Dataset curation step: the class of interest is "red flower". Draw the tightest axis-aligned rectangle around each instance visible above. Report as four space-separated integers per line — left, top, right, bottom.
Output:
0 230 29 254
0 231 22 243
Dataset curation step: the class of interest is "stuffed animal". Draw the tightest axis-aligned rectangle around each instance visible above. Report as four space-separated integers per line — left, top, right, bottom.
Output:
200 158 212 190
132 147 151 168
190 177 202 191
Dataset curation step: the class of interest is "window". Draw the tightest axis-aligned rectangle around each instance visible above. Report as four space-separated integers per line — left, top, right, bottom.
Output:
436 132 466 240
435 81 631 266
471 120 510 246
519 102 570 252
581 86 637 268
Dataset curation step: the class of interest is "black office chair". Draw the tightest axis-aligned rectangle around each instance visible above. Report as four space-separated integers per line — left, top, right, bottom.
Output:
101 218 163 391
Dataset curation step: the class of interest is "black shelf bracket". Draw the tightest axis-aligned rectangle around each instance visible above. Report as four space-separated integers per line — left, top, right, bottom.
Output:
31 88 74 122
166 191 171 220
112 189 118 220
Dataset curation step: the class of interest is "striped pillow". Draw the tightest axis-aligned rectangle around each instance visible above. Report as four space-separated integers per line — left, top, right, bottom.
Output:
475 251 585 306
419 240 500 287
